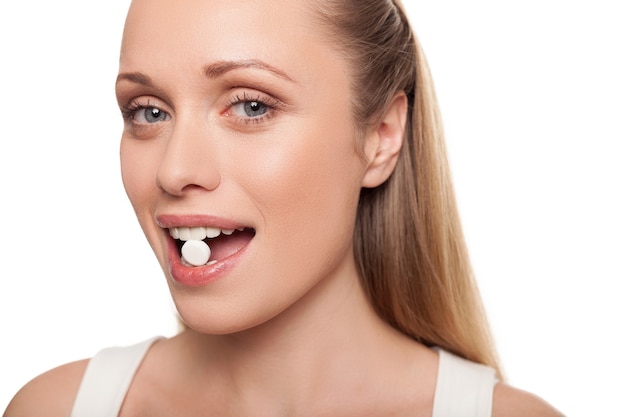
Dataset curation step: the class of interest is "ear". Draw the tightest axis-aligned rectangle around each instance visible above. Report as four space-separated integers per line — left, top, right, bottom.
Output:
361 92 408 188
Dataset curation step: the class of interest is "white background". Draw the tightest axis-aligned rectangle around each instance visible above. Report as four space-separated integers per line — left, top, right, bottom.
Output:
1 1 624 415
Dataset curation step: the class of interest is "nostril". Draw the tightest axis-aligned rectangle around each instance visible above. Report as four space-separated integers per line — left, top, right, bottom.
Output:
156 170 221 196
155 131 222 195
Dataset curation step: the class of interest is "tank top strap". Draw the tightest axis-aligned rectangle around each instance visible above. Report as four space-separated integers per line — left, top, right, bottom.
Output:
70 337 162 417
432 348 497 417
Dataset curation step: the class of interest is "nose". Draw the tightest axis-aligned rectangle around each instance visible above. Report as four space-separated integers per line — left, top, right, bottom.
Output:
156 119 221 196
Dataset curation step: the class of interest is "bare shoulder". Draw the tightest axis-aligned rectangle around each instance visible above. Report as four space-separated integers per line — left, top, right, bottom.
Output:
3 359 88 417
492 382 565 417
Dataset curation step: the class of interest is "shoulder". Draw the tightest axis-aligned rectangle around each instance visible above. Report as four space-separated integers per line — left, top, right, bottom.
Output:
3 359 88 417
492 382 565 417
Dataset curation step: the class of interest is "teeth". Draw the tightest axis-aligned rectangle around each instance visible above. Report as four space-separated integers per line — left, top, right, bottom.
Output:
168 226 244 241
205 227 221 238
178 227 191 241
189 227 206 240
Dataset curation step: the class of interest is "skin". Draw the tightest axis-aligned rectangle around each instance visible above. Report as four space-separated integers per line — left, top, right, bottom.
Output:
116 0 398 337
5 1 564 416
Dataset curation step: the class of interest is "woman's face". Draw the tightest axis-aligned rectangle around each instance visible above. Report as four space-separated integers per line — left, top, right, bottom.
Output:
116 0 373 333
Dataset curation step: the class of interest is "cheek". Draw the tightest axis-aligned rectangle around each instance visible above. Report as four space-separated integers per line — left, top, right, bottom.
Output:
120 140 157 209
120 140 168 257
239 119 364 244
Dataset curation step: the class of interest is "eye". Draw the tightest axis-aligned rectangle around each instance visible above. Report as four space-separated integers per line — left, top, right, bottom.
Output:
133 106 169 124
234 100 268 118
226 92 279 124
121 100 170 125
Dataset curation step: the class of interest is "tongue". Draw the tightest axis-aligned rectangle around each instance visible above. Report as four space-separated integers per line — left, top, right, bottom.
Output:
207 229 254 262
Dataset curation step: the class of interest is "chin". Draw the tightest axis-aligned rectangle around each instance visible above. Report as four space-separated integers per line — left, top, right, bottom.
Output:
172 293 285 336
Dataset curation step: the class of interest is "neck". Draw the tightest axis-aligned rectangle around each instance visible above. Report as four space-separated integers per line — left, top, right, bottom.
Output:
179 261 420 415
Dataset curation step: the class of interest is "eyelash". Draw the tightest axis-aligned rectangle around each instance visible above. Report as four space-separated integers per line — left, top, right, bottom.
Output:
119 92 282 128
226 91 280 124
120 99 157 122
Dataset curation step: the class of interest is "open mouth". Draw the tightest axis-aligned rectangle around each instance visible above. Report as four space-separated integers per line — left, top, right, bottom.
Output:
169 226 255 267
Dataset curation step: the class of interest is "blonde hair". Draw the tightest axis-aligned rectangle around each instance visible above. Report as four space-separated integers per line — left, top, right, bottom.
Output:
312 0 502 377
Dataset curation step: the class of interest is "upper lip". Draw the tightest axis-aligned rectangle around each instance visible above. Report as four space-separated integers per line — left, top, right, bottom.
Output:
156 214 253 231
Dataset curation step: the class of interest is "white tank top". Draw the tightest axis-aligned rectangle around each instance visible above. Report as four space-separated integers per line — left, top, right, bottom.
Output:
70 338 496 417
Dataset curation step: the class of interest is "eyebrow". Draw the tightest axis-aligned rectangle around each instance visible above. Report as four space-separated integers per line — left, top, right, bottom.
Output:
116 71 155 87
203 59 296 83
115 59 296 89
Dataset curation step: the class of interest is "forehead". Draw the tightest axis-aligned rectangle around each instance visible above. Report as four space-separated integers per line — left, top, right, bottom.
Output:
120 0 328 72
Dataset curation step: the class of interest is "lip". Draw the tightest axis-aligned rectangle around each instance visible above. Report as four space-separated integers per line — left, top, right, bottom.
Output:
157 214 254 287
157 214 249 230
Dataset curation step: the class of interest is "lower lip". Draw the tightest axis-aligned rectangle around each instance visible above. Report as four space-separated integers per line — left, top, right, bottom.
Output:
166 237 250 287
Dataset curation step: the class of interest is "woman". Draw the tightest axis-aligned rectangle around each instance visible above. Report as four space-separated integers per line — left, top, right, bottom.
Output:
5 0 563 416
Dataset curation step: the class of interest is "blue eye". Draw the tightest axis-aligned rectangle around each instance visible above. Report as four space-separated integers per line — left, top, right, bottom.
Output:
233 100 268 118
136 107 168 123
121 100 170 125
245 101 267 117
226 91 278 123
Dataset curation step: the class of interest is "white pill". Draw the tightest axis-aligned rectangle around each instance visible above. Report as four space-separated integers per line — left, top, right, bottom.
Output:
181 240 211 267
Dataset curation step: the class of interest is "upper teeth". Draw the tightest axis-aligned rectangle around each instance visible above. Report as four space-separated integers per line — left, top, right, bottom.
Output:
169 226 239 241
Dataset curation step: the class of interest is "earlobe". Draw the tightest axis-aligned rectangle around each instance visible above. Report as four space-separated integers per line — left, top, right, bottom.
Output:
361 92 408 188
